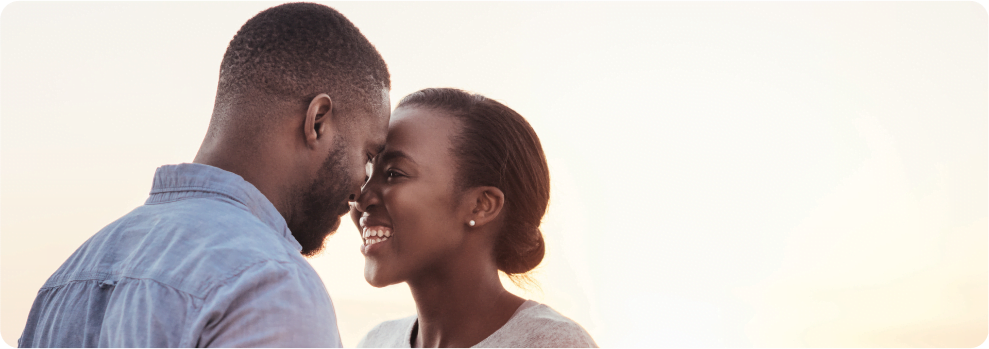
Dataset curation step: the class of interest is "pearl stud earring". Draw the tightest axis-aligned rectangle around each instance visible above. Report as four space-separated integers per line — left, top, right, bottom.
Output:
469 220 475 227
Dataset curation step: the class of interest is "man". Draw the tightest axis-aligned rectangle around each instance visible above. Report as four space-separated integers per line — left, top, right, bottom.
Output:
19 3 390 347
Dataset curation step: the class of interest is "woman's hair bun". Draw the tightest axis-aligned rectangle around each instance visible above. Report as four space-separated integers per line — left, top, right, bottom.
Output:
496 225 546 275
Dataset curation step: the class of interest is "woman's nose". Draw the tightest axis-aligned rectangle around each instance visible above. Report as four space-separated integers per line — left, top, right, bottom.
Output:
352 184 375 213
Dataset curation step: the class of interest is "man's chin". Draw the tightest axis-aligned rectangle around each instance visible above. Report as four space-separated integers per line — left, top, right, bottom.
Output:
300 239 327 258
329 215 342 233
297 217 340 258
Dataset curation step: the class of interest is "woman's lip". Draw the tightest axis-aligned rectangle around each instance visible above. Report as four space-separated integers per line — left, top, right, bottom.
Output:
360 237 390 256
359 218 393 233
361 218 392 229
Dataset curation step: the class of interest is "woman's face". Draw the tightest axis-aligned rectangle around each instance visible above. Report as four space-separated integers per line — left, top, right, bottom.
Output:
350 106 469 287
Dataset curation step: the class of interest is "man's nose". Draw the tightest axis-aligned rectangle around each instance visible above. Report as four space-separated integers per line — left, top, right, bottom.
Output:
348 178 364 204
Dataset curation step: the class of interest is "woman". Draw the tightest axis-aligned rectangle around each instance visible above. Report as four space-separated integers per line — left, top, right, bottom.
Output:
351 88 597 348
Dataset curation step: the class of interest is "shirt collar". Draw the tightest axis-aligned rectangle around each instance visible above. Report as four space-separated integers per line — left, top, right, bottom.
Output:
147 163 302 252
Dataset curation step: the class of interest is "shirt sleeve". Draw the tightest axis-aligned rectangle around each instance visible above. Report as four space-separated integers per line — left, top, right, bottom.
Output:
193 260 342 347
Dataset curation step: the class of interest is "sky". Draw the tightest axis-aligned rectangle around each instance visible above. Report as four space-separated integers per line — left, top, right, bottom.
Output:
1 1 987 347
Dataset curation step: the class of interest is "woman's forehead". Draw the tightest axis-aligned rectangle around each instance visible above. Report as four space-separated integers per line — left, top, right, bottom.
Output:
384 107 459 162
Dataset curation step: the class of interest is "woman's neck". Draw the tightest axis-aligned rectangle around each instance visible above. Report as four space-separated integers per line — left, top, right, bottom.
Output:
407 262 526 348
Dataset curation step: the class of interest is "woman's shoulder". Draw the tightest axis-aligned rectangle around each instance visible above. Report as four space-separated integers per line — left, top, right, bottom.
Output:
475 300 598 348
357 315 417 348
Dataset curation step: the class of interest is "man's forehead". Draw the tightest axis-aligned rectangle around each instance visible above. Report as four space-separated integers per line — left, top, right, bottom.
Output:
376 88 391 119
368 89 390 152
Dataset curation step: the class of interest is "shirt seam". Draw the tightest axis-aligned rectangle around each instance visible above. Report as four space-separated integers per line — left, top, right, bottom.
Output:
147 188 250 208
42 257 301 300
144 195 238 207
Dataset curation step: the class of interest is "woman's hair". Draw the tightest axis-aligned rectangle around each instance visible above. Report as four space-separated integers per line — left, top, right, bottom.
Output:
397 88 550 278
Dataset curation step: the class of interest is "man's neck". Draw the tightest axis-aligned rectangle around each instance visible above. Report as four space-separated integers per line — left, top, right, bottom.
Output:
193 134 295 220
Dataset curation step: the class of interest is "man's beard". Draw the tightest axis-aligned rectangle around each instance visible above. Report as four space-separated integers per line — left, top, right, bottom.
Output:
290 137 352 257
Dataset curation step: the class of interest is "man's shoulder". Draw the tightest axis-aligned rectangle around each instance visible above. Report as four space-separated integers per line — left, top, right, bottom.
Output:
138 198 309 293
137 196 294 253
49 197 309 297
24 195 333 348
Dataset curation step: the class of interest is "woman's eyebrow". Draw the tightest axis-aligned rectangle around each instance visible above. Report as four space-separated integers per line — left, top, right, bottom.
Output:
379 149 416 165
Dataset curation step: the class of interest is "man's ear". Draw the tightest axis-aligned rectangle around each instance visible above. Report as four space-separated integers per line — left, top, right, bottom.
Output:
467 186 505 228
304 93 334 148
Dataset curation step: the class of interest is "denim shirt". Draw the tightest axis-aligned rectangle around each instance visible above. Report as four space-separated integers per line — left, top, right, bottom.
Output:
19 163 342 347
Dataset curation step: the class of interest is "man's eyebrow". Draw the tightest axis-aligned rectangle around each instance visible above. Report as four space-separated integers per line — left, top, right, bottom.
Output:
379 150 416 165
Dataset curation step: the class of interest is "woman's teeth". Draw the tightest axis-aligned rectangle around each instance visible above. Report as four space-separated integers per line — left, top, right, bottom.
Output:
362 227 392 246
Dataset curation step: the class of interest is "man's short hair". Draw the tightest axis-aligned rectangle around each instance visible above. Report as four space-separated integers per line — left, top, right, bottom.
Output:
215 2 390 116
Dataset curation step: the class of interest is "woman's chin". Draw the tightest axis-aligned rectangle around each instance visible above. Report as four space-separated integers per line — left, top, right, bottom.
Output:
364 277 387 288
363 265 395 288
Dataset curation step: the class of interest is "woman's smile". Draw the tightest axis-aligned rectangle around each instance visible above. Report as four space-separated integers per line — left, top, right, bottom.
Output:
358 212 395 255
360 225 392 255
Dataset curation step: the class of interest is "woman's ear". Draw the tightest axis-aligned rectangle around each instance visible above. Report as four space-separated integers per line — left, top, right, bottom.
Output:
467 186 505 228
